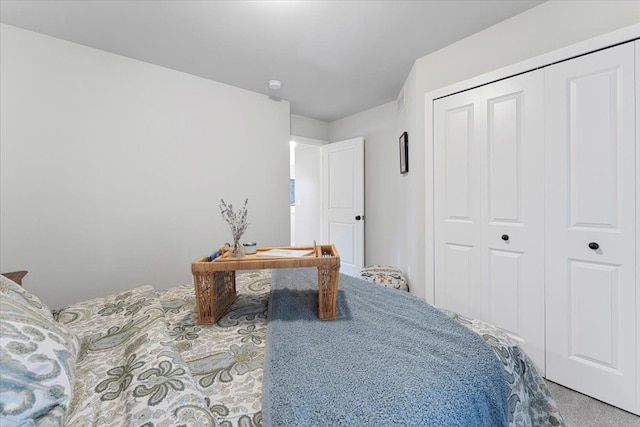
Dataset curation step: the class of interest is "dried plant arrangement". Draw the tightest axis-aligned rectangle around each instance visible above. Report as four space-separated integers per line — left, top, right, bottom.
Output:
220 198 249 257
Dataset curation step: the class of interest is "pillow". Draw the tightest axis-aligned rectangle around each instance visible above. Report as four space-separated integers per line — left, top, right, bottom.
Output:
0 276 79 426
0 275 54 321
358 265 409 292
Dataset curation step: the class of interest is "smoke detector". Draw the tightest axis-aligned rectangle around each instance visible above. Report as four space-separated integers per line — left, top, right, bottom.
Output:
268 79 282 90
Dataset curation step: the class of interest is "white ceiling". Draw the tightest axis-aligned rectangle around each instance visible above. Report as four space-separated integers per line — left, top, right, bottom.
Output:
0 0 543 122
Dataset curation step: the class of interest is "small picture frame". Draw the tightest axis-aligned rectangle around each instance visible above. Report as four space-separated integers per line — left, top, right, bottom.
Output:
399 131 409 174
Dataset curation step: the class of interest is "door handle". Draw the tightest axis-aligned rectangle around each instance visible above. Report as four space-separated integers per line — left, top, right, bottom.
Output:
355 215 363 221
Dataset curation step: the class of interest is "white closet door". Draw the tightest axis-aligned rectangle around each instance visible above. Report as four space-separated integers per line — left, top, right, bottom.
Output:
434 90 482 319
480 72 545 373
434 71 545 372
545 42 637 414
636 40 640 415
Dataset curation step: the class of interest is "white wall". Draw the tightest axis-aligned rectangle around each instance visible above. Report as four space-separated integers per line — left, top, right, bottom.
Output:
396 65 422 297
329 101 400 275
405 0 640 301
291 114 330 141
0 24 291 308
331 1 640 302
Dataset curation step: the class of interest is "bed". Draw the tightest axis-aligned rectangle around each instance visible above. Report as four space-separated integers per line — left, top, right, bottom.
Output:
0 269 564 426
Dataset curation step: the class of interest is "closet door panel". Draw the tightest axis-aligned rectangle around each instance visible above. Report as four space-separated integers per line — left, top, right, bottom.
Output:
445 105 474 220
435 71 545 372
481 71 545 373
487 249 523 335
636 39 640 415
434 92 482 319
487 95 521 221
569 70 620 226
568 260 620 365
545 42 636 414
443 243 475 316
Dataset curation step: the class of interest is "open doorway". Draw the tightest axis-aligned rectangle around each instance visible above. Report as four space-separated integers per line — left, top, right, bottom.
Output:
290 136 326 246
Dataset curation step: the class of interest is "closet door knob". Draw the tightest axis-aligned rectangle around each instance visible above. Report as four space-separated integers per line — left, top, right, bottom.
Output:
355 215 362 221
588 242 599 250
501 234 509 241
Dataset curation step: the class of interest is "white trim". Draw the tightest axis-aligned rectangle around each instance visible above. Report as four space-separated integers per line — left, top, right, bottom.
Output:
290 135 328 146
424 95 435 305
424 23 640 305
635 39 640 415
428 23 640 102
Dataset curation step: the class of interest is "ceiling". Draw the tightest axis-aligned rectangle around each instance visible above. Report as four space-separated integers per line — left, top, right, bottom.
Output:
0 0 544 122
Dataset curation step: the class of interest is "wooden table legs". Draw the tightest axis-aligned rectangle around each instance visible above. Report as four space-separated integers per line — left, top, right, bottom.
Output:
194 265 340 324
194 270 237 325
317 265 340 320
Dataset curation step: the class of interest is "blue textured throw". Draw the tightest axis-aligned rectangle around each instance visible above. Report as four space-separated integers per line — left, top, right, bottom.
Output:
262 268 508 427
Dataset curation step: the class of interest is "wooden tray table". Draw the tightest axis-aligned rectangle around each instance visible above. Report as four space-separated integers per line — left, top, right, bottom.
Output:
191 244 340 324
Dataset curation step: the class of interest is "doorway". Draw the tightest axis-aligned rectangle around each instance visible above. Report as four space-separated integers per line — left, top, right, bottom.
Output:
290 136 325 246
289 135 365 276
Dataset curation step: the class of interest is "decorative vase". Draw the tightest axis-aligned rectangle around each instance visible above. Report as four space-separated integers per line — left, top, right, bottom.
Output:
229 238 245 258
220 198 249 259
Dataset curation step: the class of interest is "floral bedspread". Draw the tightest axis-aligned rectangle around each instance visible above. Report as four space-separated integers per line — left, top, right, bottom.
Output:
441 310 564 426
158 269 564 427
55 285 217 427
158 271 269 427
52 270 563 427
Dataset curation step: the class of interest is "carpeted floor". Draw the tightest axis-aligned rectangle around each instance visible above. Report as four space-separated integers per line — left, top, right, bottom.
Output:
546 381 640 426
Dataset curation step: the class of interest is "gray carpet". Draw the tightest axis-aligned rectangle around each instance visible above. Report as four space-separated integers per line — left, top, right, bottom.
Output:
546 381 640 426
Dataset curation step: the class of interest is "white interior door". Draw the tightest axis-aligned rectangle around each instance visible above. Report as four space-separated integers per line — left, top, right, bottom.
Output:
545 42 637 414
322 137 364 276
635 40 640 415
480 71 545 373
434 89 483 319
434 71 545 372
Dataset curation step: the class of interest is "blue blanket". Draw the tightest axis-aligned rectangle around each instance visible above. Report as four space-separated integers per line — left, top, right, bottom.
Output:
262 268 508 427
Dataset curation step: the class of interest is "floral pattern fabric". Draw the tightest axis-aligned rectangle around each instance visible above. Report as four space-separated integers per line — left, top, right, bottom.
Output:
55 285 217 427
1 275 80 427
358 265 409 292
441 309 565 426
10 269 563 427
158 271 269 427
0 274 57 321
160 270 562 427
